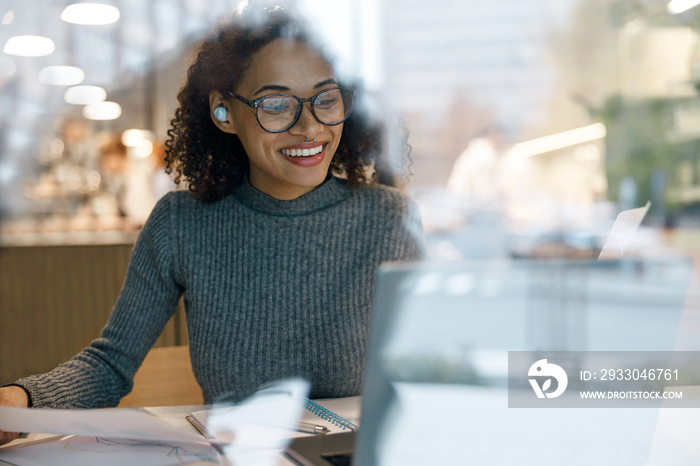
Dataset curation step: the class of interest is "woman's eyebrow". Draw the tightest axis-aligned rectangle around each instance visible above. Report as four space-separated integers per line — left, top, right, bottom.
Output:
253 84 290 96
313 78 339 89
252 79 339 96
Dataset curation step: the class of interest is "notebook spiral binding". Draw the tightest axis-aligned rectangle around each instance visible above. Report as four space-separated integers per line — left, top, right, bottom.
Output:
301 398 359 431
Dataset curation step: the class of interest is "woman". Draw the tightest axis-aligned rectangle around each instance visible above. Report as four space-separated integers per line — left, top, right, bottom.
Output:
0 6 423 442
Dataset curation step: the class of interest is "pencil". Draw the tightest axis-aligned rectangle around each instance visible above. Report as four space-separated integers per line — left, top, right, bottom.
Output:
186 415 225 456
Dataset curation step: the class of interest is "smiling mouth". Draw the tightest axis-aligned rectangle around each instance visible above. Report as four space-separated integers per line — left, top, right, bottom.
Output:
280 144 324 157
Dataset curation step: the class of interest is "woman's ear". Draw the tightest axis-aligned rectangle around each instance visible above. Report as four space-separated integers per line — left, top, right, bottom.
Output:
209 91 236 134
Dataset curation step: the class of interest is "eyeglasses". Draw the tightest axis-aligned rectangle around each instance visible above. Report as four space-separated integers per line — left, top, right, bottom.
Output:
228 87 357 133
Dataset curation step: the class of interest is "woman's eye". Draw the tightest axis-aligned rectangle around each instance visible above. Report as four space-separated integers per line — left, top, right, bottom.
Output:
320 99 337 106
261 97 292 113
315 97 339 108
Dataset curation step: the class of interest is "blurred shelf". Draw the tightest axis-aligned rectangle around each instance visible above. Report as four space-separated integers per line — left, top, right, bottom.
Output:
0 230 139 247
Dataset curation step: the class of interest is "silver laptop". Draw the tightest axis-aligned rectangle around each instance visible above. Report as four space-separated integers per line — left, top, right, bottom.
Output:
286 257 693 465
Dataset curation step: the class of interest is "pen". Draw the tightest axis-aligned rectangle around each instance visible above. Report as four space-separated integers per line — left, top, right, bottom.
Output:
249 417 330 435
296 421 330 435
186 415 225 456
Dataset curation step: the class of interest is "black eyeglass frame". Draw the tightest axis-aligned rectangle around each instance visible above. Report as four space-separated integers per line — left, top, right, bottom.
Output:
227 87 358 134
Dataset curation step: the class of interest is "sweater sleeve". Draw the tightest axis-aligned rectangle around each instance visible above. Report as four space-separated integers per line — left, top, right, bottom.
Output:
378 188 426 263
14 193 184 408
398 194 426 261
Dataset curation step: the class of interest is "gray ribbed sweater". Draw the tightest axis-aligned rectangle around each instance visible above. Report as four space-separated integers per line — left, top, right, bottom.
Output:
15 176 424 407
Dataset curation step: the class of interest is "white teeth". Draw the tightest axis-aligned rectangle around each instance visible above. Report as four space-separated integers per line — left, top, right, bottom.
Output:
282 145 323 157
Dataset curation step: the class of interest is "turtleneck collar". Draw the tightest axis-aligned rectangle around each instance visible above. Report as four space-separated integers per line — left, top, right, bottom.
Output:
231 175 352 216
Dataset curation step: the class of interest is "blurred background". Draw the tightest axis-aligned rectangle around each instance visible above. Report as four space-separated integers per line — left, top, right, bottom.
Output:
3 0 700 255
2 0 700 382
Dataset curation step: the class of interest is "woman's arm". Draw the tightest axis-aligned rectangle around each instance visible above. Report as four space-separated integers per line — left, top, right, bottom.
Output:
11 193 184 408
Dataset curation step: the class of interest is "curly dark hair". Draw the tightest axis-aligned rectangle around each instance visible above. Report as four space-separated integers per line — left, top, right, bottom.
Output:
164 6 395 203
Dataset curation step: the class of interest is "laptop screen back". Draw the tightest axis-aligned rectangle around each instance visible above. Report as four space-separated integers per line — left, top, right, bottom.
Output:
355 257 693 466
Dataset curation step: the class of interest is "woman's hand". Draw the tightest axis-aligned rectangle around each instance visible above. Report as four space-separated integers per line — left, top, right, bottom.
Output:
0 386 29 444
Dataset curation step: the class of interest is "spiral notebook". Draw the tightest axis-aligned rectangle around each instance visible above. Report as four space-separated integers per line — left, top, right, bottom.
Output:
299 397 359 432
188 396 360 441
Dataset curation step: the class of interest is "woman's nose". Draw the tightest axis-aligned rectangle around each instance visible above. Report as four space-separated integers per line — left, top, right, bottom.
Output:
289 103 322 139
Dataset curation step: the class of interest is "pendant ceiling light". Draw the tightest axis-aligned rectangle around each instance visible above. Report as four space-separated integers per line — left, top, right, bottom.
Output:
83 101 122 120
65 85 107 105
3 35 55 57
39 66 86 85
61 3 120 25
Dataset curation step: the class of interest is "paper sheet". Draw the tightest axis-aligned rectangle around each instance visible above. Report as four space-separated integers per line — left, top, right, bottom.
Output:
0 405 208 444
598 200 651 260
0 379 311 466
0 435 219 466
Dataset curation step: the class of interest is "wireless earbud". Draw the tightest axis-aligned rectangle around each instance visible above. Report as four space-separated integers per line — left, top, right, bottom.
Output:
213 106 228 122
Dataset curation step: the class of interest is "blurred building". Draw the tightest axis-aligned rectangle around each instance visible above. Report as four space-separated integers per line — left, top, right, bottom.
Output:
381 0 577 186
